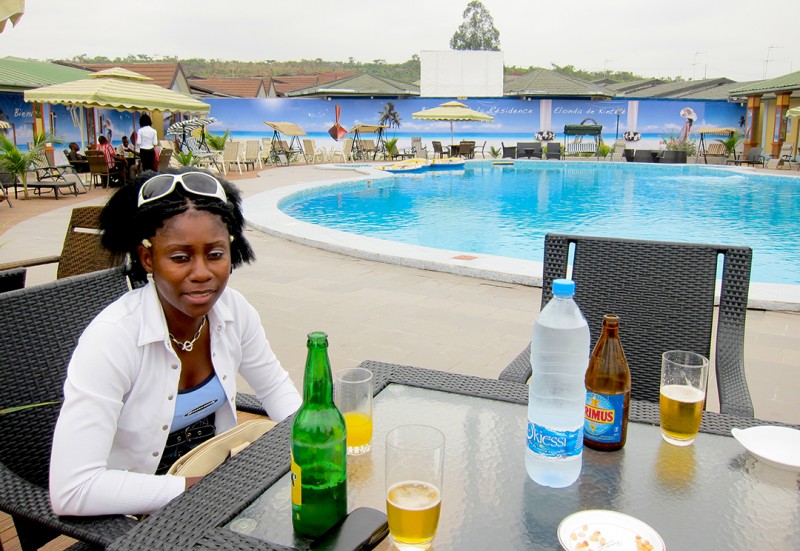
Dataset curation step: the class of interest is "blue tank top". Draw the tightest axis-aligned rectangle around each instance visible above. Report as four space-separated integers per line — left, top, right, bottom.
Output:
171 372 226 432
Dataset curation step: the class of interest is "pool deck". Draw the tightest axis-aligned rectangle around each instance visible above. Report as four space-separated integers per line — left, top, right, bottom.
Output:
1 163 798 427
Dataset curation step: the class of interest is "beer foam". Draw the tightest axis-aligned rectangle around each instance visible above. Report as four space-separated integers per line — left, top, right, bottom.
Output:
660 384 705 403
387 480 441 510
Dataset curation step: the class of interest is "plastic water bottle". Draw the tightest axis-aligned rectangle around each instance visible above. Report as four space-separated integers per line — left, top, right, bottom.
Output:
526 278 590 488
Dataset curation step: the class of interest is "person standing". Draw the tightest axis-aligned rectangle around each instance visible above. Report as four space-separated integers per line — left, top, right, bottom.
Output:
138 113 158 172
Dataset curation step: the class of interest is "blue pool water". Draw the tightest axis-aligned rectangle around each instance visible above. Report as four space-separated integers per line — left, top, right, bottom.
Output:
279 162 800 285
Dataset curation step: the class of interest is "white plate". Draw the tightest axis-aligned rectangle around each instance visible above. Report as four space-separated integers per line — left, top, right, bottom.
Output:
558 509 665 551
731 426 800 472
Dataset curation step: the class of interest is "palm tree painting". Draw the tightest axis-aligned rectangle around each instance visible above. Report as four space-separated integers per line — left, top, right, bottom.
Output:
378 102 402 136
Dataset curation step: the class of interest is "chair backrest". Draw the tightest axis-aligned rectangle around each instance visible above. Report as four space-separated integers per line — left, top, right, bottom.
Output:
538 233 753 416
223 140 242 161
706 143 727 156
0 266 130 487
342 138 353 155
747 147 763 161
244 140 260 160
56 206 122 279
432 141 443 154
0 267 26 293
302 139 315 156
157 148 173 171
501 142 517 158
87 153 109 175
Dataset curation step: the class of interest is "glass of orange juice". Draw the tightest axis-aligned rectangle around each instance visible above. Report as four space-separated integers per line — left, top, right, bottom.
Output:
334 367 373 455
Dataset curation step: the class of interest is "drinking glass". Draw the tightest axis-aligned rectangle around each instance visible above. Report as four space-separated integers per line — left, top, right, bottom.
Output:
659 350 709 446
385 425 445 551
334 367 373 455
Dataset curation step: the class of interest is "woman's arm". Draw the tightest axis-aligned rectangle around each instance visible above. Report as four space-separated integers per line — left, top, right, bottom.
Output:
50 320 185 516
234 293 302 422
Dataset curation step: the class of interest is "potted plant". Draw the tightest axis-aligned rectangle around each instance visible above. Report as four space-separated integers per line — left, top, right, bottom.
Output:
383 137 400 159
204 130 230 152
597 143 613 160
623 131 641 143
0 132 48 199
174 150 200 167
535 130 555 143
715 131 743 159
489 146 501 159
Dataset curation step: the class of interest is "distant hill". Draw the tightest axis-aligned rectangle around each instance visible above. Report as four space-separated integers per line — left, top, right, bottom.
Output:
62 55 680 85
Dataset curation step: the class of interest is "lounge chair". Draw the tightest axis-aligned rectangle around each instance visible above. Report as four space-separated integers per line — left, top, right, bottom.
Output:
329 138 355 163
302 139 327 164
156 148 174 171
242 140 263 170
545 142 562 160
499 233 754 418
501 142 517 159
411 137 428 159
222 140 243 174
727 147 764 167
610 141 626 161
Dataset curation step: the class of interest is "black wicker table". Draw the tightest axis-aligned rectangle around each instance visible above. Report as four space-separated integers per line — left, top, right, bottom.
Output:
108 361 800 550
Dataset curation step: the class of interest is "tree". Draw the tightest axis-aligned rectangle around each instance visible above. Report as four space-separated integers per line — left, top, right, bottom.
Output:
378 102 402 131
0 132 49 199
449 1 500 51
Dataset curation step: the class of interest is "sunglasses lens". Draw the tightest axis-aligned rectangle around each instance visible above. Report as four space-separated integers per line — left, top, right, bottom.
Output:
182 172 222 195
140 175 176 201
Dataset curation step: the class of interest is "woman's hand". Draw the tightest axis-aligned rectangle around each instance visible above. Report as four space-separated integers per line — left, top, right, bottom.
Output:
185 475 204 489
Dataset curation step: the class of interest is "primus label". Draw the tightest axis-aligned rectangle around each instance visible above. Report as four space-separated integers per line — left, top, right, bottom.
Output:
526 421 583 459
584 392 625 443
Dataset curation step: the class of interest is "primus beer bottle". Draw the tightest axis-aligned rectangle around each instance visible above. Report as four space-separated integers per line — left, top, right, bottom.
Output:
291 331 347 537
584 315 631 451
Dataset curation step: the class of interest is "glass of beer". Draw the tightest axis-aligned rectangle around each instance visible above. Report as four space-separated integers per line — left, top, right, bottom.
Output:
334 367 373 455
385 425 445 550
659 350 709 446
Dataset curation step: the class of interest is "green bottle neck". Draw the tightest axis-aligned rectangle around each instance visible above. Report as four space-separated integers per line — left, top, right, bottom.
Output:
303 334 334 406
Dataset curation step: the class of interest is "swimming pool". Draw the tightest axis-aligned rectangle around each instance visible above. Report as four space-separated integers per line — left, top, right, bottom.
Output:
277 162 800 286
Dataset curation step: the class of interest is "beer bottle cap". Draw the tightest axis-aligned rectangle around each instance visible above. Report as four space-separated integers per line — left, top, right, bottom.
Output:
552 278 575 297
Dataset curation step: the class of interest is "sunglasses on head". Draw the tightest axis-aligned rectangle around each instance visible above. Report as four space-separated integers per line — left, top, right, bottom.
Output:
137 172 228 207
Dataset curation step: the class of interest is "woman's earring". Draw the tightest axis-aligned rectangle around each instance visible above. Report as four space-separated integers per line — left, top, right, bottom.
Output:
141 238 152 248
229 235 235 243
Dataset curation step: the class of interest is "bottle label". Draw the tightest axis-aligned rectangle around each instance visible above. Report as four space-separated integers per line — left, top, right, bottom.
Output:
584 392 625 443
526 421 583 459
290 452 302 506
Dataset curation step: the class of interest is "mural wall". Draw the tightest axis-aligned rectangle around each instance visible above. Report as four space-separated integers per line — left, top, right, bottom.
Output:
205 96 745 152
0 91 745 154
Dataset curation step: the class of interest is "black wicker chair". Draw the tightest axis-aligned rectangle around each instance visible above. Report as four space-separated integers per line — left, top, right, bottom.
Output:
499 233 754 418
0 267 137 550
0 267 26 293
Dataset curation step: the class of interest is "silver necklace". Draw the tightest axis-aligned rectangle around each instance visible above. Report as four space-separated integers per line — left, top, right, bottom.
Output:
169 316 206 352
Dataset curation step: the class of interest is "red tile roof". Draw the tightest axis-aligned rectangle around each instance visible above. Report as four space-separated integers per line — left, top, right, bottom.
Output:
267 72 355 95
187 78 264 98
75 63 180 89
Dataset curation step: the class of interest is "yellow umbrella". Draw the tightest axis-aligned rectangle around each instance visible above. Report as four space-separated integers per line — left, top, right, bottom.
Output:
786 106 800 118
0 120 10 129
23 67 209 113
0 0 24 32
412 101 493 145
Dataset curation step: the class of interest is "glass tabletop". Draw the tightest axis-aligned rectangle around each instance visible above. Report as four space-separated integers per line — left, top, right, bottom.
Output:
228 384 799 550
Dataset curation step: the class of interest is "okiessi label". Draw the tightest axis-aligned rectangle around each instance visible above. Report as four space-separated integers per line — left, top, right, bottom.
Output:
526 421 583 459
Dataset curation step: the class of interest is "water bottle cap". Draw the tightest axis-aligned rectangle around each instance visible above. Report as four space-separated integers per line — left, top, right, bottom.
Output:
552 278 575 297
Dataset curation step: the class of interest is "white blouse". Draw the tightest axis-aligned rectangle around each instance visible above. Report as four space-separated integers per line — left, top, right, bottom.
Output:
50 282 302 516
137 125 158 150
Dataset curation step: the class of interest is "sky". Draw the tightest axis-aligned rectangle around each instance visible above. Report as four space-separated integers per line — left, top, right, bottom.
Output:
1 0 798 83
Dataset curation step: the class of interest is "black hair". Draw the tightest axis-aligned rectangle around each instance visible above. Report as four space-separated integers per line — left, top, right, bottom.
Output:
98 135 108 144
100 167 255 281
139 114 152 127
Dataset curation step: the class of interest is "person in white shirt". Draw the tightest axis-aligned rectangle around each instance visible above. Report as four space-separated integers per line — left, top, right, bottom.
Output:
137 113 159 172
50 169 302 516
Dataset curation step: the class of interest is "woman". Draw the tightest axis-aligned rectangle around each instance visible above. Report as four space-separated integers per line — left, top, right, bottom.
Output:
137 113 158 172
50 169 302 516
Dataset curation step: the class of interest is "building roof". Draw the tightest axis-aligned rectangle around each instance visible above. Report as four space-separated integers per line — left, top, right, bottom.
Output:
186 77 265 98
504 69 613 98
626 78 734 99
285 73 419 97
603 78 666 94
268 72 356 96
0 56 90 92
70 62 186 92
728 71 800 97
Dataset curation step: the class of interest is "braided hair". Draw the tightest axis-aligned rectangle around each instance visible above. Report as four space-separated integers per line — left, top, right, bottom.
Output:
100 168 255 282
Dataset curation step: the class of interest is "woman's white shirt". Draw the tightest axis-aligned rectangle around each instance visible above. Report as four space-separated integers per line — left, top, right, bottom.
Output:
137 126 158 150
49 282 301 516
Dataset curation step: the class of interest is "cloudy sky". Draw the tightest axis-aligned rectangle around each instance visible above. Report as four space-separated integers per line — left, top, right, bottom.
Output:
1 0 797 83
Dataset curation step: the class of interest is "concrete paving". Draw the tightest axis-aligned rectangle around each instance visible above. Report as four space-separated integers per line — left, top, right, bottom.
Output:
1 164 797 424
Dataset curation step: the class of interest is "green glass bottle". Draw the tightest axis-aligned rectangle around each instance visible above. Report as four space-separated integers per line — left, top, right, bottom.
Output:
291 331 347 538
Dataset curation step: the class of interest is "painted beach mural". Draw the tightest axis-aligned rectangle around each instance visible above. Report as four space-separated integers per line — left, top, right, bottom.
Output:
1 91 745 155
